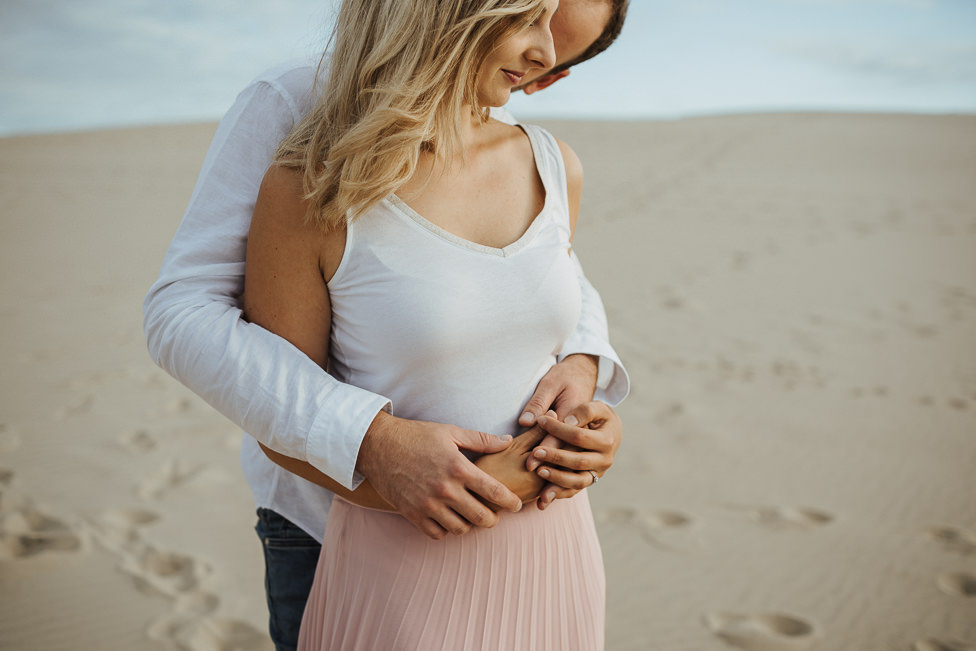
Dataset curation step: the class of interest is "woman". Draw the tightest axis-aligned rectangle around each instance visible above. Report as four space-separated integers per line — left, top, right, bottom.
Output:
244 0 615 647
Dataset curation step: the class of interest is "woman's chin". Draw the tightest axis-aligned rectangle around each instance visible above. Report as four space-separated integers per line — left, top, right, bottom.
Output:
477 90 512 109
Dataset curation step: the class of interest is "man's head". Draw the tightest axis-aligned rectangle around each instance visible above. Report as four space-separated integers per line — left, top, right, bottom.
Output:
517 0 628 94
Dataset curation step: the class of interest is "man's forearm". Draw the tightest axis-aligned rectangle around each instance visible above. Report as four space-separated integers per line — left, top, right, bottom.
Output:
144 291 390 489
143 64 392 490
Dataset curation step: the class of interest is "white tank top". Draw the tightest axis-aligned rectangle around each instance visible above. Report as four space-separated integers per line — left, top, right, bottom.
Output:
327 124 581 438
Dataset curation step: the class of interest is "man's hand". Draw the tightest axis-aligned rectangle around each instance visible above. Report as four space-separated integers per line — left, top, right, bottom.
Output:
356 411 522 540
519 353 598 426
530 401 622 510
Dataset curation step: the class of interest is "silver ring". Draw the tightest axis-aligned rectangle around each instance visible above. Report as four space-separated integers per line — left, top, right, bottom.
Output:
588 470 599 485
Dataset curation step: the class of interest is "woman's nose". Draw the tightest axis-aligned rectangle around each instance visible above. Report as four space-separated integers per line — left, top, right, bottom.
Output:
528 28 557 71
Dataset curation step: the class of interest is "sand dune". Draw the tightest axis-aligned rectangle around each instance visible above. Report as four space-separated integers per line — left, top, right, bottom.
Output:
1 114 974 650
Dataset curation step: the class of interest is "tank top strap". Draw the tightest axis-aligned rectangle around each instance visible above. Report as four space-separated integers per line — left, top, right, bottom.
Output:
520 123 571 234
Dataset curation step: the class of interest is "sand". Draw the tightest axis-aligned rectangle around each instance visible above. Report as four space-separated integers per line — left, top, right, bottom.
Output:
1 113 974 650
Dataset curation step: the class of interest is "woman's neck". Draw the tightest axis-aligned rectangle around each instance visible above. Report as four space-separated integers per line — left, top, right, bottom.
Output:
457 104 495 149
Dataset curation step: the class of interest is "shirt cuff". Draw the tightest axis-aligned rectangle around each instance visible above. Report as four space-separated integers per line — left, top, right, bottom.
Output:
304 386 392 491
557 341 630 407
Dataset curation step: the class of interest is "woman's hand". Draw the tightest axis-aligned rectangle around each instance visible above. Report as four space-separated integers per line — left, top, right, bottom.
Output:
474 424 548 509
529 401 622 510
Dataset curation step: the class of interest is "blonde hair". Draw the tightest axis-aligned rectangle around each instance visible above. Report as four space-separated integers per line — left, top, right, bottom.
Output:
275 0 547 232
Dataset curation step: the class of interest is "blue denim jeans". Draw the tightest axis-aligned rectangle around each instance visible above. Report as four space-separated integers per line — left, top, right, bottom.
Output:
254 508 322 651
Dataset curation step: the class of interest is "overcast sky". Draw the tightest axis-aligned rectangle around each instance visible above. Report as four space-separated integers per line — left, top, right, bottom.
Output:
1 0 974 135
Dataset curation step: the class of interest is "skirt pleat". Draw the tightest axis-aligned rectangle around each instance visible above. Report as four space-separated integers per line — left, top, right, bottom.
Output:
297 491 605 651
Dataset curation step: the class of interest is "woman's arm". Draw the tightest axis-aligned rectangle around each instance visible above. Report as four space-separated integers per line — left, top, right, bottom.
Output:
259 442 395 510
243 165 392 513
473 425 547 509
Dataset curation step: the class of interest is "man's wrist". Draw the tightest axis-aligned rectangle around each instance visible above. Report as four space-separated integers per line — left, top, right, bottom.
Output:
357 410 396 477
560 353 599 382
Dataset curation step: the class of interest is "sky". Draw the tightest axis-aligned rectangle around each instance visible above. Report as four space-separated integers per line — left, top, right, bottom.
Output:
1 0 974 136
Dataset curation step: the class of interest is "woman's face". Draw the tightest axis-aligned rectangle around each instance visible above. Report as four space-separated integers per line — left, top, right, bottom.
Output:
475 0 559 107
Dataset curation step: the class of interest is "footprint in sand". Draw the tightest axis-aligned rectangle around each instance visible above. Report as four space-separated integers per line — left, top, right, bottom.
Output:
137 458 204 500
703 611 820 651
947 397 969 411
118 428 157 453
55 393 95 419
91 507 160 550
0 505 84 559
928 525 976 556
121 545 212 598
598 506 695 550
936 572 976 597
146 397 196 419
728 505 834 530
0 423 20 454
173 591 220 617
914 639 976 651
149 613 269 651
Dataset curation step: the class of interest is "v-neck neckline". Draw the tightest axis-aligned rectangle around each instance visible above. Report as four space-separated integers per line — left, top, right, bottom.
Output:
387 125 550 258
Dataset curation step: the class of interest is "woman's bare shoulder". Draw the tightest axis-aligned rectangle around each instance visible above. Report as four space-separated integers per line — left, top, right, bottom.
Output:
554 137 582 191
252 163 346 279
256 163 309 225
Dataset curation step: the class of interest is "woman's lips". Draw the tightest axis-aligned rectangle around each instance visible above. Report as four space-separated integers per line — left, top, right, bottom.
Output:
503 70 524 85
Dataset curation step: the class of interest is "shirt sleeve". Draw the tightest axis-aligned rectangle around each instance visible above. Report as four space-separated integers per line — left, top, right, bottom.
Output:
142 75 390 490
558 250 631 406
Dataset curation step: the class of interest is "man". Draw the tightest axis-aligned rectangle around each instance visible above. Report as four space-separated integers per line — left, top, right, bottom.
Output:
143 1 630 648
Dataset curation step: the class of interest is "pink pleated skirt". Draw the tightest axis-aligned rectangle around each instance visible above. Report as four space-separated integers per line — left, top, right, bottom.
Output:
297 491 605 650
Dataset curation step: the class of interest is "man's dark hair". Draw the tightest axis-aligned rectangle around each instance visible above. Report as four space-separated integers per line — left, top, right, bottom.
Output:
549 0 629 76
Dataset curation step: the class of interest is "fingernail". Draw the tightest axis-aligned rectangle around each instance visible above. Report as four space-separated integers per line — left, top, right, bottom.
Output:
538 468 550 479
500 434 513 442
546 491 556 502
520 412 536 424
515 501 522 512
565 415 578 426
533 449 547 459
527 459 539 471
546 409 557 417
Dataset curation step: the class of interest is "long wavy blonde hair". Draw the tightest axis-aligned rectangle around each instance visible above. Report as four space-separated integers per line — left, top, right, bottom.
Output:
274 0 547 232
